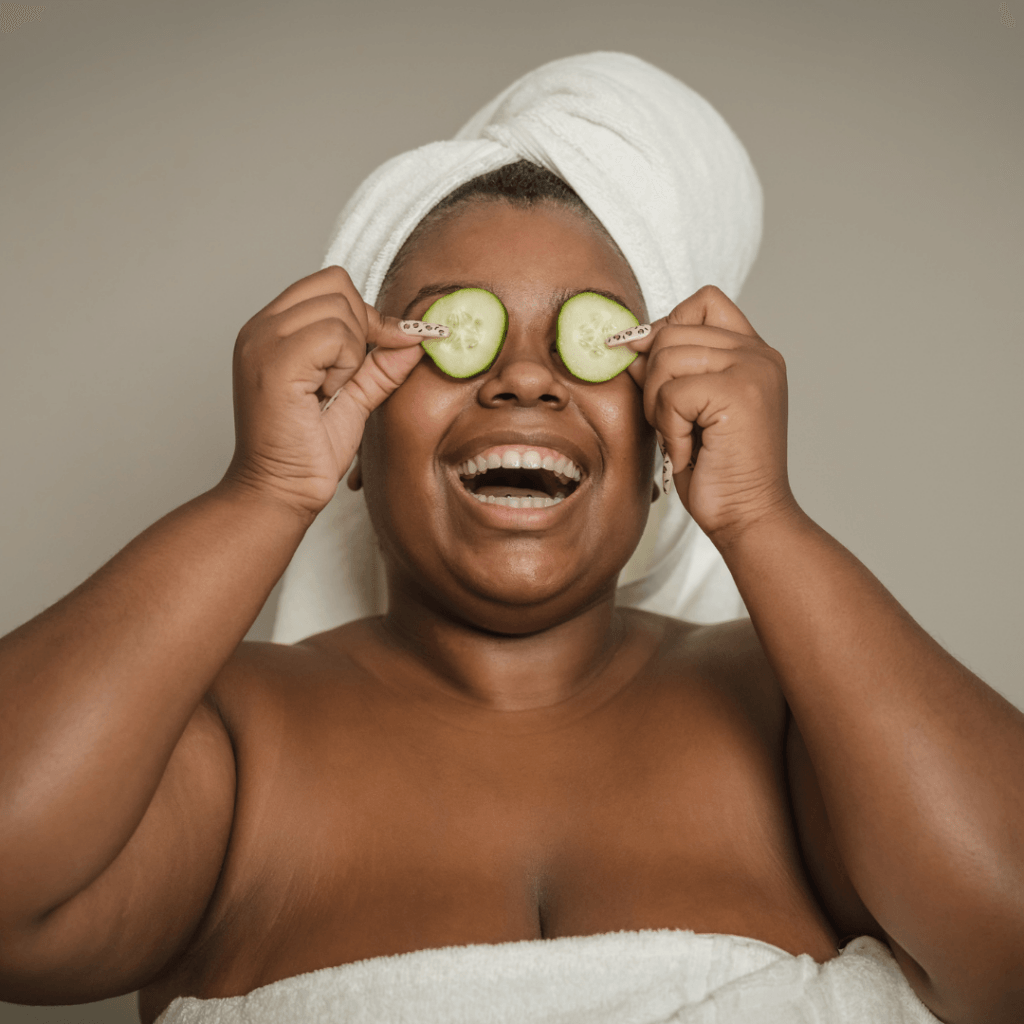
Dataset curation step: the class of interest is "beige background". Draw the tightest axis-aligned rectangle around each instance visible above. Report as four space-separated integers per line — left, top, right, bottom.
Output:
1 0 1021 1020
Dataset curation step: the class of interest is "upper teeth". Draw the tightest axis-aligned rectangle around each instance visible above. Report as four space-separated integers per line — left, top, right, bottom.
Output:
457 447 582 482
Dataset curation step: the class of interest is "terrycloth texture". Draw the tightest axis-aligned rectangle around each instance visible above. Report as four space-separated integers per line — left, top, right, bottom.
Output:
272 52 762 643
155 930 940 1023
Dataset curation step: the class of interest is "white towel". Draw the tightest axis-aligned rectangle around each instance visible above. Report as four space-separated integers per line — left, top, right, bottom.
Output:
271 52 763 644
154 929 940 1023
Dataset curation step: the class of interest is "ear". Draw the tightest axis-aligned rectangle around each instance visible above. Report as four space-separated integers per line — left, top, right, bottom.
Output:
346 456 363 491
651 481 660 504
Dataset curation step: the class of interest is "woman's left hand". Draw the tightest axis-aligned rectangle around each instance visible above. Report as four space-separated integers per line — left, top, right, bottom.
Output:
620 285 800 547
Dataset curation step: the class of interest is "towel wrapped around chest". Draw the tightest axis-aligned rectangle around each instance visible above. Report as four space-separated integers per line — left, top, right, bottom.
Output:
155 929 940 1023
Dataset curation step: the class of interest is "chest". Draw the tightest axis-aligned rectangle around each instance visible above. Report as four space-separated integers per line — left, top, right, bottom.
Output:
196 675 836 993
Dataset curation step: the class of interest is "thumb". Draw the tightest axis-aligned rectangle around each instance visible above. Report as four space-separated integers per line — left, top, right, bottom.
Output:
323 311 434 425
319 304 448 405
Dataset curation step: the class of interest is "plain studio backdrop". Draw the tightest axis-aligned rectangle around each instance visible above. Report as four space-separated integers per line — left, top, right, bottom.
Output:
1 1 1021 1021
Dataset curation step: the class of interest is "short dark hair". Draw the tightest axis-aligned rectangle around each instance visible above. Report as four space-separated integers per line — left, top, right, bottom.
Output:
379 160 635 300
429 159 593 213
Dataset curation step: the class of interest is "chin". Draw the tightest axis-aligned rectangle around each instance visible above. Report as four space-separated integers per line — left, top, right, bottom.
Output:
420 555 621 635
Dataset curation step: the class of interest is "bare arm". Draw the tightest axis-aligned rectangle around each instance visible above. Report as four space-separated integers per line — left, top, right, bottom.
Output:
0 483 309 1002
631 284 1024 1022
0 265 428 1001
725 513 1024 1023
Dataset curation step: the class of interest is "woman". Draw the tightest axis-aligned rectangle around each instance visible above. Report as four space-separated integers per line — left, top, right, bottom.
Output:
1 54 1022 1024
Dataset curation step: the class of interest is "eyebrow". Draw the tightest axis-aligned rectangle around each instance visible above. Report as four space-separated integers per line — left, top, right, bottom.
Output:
400 283 478 320
551 286 636 313
400 283 638 320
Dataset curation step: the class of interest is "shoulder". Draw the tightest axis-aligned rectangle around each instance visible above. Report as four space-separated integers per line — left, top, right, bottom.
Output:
626 608 770 675
624 610 787 740
207 619 380 736
139 622 382 1013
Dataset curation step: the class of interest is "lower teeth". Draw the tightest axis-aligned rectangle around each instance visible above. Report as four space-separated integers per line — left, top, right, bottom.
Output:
473 494 564 508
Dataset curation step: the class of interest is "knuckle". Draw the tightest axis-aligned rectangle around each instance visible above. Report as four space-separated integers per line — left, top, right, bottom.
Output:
236 313 267 345
235 325 267 364
739 378 764 405
317 317 358 350
649 335 683 367
653 379 679 416
332 294 358 325
646 346 667 374
322 264 353 286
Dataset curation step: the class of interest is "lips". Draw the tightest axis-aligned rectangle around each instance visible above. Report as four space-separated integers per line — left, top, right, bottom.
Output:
455 444 584 508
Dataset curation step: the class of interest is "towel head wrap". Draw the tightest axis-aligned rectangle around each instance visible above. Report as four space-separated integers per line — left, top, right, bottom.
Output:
271 52 762 644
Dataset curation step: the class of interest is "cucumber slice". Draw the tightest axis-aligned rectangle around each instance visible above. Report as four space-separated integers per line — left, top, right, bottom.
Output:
557 292 639 382
422 288 508 379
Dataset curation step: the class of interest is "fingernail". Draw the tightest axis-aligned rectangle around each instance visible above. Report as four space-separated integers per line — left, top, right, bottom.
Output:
655 430 673 494
319 386 343 413
606 324 651 347
401 320 450 338
661 451 674 494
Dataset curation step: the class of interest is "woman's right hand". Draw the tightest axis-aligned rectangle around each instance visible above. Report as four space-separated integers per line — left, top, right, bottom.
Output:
223 265 442 518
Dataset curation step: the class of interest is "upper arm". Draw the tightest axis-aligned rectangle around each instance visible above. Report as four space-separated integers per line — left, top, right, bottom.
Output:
784 712 887 946
785 702 1024 1021
2 697 236 1005
699 618 884 944
714 618 886 944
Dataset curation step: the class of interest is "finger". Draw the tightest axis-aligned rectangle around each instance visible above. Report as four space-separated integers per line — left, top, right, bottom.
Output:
608 317 748 374
319 339 423 411
625 351 649 388
268 295 442 374
258 264 363 320
321 341 425 426
265 316 363 399
262 293 433 402
605 322 654 352
364 304 449 350
627 321 754 389
269 290 368 343
667 284 759 338
647 322 752 355
650 373 719 471
642 345 738 426
618 316 673 388
654 426 701 495
610 286 758 357
318 330 367 404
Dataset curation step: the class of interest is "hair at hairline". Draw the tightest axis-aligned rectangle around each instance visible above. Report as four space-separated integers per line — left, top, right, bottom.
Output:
378 160 640 304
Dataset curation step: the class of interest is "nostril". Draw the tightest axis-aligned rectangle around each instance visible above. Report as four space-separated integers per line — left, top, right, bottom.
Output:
491 391 561 404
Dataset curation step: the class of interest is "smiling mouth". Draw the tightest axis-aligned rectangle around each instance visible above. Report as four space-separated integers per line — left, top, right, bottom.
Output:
457 446 582 509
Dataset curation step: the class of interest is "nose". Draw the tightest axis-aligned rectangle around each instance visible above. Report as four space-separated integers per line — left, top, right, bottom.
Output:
477 341 570 411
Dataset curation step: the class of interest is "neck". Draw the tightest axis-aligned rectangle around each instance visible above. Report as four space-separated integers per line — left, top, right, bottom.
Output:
381 581 624 712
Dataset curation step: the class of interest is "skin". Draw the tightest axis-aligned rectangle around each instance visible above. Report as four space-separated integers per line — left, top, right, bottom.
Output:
0 201 1023 1024
363 203 657 657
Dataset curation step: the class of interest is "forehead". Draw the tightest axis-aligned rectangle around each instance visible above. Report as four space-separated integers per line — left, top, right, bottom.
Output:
382 201 647 321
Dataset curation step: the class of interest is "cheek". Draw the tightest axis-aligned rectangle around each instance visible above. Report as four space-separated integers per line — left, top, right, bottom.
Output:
360 365 467 503
585 379 654 488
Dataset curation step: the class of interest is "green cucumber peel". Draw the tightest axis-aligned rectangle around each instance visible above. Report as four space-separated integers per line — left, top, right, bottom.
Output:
556 292 639 383
422 288 509 379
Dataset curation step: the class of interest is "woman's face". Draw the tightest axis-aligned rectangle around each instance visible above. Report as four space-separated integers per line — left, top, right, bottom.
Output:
365 200 655 634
